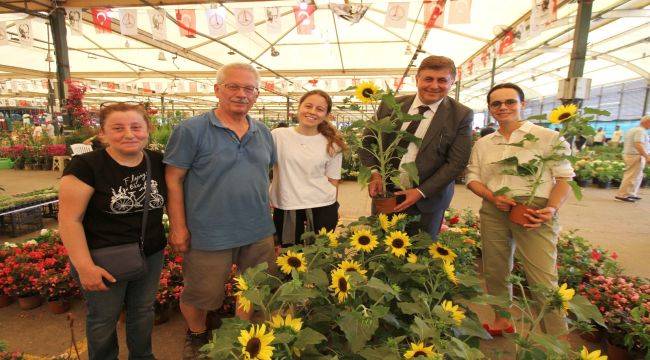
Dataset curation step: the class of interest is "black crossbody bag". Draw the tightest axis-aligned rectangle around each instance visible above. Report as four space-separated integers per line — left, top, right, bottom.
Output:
89 151 151 282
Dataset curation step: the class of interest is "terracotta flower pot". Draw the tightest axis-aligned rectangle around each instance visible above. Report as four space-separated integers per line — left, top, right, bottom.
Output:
372 195 397 214
508 203 536 226
18 295 42 310
606 340 633 360
0 294 14 308
47 298 71 314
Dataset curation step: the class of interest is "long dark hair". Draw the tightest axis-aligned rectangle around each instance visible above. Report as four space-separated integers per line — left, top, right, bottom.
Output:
299 90 348 156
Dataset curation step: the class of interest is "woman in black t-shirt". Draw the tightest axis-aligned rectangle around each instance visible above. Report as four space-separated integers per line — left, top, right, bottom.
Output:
59 103 166 360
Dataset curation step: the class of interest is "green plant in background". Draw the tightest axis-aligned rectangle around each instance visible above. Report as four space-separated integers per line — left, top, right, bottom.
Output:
492 104 610 205
573 159 593 181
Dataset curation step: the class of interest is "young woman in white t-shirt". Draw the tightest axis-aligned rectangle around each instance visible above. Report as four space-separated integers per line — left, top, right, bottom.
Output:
270 90 347 246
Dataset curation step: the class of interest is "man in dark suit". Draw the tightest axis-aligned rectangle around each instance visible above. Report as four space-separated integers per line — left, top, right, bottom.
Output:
359 55 473 238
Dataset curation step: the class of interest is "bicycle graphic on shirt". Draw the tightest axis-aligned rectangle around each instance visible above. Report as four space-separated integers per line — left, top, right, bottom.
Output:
109 180 164 214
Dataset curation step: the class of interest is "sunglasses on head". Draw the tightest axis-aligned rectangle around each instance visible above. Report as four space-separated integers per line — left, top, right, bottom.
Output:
100 101 144 108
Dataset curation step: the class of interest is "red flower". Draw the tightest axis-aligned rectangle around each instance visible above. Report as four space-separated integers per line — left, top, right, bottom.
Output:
449 216 460 225
590 249 601 261
611 251 618 260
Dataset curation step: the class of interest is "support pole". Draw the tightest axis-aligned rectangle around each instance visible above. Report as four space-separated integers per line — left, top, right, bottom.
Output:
49 8 71 126
489 57 497 90
562 0 594 106
160 96 165 123
286 97 290 121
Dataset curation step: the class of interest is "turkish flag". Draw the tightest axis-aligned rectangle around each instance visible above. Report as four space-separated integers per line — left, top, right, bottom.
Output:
293 4 316 35
424 0 446 29
91 8 112 34
498 29 514 55
176 9 196 38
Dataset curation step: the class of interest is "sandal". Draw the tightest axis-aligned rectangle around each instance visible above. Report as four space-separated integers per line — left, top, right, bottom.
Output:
482 323 515 336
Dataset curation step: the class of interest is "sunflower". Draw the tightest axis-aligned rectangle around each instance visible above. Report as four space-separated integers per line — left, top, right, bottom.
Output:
350 229 379 253
378 213 393 232
318 228 339 247
403 342 436 359
234 276 252 312
355 81 379 104
407 253 418 264
276 250 307 274
338 259 368 278
384 231 411 258
580 346 607 360
329 268 352 303
440 300 465 325
392 213 408 223
270 313 303 333
442 261 459 285
428 242 457 263
557 283 575 313
549 103 577 124
238 324 275 360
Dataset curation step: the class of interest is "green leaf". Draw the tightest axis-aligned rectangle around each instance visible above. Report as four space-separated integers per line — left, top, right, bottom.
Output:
527 114 547 121
446 337 486 360
401 263 428 272
528 332 570 355
293 327 327 349
364 277 396 301
275 281 320 303
358 346 401 360
493 156 519 166
567 180 583 200
409 316 438 340
382 93 398 108
337 310 379 353
273 331 296 344
401 162 419 186
471 294 512 308
397 301 425 315
457 318 492 339
492 187 511 196
455 273 482 287
357 166 372 186
203 317 249 358
583 107 610 116
569 294 606 327
345 85 357 91
304 268 329 290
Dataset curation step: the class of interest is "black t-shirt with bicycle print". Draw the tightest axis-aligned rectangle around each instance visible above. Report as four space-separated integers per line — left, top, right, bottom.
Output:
63 149 167 256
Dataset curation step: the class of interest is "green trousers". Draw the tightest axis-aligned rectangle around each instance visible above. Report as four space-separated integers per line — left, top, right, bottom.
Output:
479 197 568 334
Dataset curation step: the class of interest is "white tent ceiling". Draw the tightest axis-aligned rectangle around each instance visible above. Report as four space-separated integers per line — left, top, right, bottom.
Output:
0 0 648 118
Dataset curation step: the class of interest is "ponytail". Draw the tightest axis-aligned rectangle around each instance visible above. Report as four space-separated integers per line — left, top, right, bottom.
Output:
317 119 348 156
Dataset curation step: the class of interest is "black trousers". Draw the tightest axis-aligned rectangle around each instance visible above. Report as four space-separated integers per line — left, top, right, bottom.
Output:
273 202 339 246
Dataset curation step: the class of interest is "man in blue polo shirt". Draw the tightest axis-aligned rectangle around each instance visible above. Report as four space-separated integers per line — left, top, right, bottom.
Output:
163 62 277 358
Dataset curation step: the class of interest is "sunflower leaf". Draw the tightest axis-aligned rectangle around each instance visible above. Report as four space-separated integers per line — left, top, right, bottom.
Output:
338 310 379 353
293 327 327 349
357 166 372 187
304 268 329 290
446 337 485 360
364 277 396 301
493 156 519 166
583 107 610 116
492 187 511 196
456 318 492 340
202 317 249 357
397 301 426 315
409 316 437 339
567 180 583 200
275 281 320 303
358 346 401 360
527 114 547 121
568 294 606 327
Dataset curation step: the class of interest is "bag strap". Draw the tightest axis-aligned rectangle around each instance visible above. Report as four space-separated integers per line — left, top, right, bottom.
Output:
140 151 151 255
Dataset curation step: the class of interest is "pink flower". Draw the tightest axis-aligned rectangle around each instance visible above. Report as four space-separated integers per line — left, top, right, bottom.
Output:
611 251 618 260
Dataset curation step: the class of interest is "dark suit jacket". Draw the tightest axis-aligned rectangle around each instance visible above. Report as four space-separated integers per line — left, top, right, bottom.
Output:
358 94 474 213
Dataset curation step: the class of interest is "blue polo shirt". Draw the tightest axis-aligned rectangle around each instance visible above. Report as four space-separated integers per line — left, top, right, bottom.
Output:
163 110 276 251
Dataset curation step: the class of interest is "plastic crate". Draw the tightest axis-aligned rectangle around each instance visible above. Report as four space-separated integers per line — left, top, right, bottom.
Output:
0 207 44 237
0 158 13 169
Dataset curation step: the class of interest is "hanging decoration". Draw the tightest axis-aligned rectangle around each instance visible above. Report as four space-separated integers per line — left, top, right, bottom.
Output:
0 22 8 46
447 0 471 24
265 7 282 34
148 9 167 41
16 19 33 47
67 8 83 35
206 8 227 36
423 0 446 29
176 9 197 38
293 3 316 35
234 8 255 33
65 80 91 128
91 8 112 34
384 2 409 29
119 9 138 36
497 29 515 55
531 0 558 32
330 4 369 24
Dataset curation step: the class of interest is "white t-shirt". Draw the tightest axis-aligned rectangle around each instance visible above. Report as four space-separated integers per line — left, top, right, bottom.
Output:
593 130 605 142
611 130 623 142
270 127 343 210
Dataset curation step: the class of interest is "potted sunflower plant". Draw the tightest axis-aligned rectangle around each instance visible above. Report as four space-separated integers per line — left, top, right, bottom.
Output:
492 103 609 226
341 82 422 214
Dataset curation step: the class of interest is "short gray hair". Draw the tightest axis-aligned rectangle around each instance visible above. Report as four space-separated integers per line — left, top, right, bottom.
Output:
216 63 260 86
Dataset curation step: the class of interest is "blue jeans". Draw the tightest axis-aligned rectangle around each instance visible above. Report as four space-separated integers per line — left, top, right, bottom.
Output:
79 251 164 360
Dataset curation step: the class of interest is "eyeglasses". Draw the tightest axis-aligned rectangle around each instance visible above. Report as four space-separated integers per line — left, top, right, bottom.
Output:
219 83 259 95
489 99 519 109
100 101 144 108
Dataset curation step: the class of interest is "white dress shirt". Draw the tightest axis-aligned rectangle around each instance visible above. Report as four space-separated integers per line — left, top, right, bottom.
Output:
466 121 575 199
397 95 443 189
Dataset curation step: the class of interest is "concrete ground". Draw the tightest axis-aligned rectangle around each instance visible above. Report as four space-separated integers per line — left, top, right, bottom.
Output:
1 169 647 358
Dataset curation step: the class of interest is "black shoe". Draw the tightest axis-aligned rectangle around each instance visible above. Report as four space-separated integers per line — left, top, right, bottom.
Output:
629 196 642 200
615 196 636 202
183 330 209 360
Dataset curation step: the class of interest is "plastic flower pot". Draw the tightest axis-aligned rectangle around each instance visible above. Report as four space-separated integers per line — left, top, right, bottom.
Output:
508 203 536 226
18 295 42 310
575 177 592 187
372 195 396 214
597 180 612 189
47 298 71 314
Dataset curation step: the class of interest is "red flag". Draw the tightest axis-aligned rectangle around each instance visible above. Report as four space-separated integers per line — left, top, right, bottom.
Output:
480 49 490 68
498 29 514 55
91 8 112 34
424 0 446 29
189 82 198 93
293 4 316 35
263 81 275 91
467 59 474 75
107 82 116 91
176 9 196 38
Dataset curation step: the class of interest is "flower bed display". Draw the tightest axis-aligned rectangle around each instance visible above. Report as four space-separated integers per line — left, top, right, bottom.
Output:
0 188 58 213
